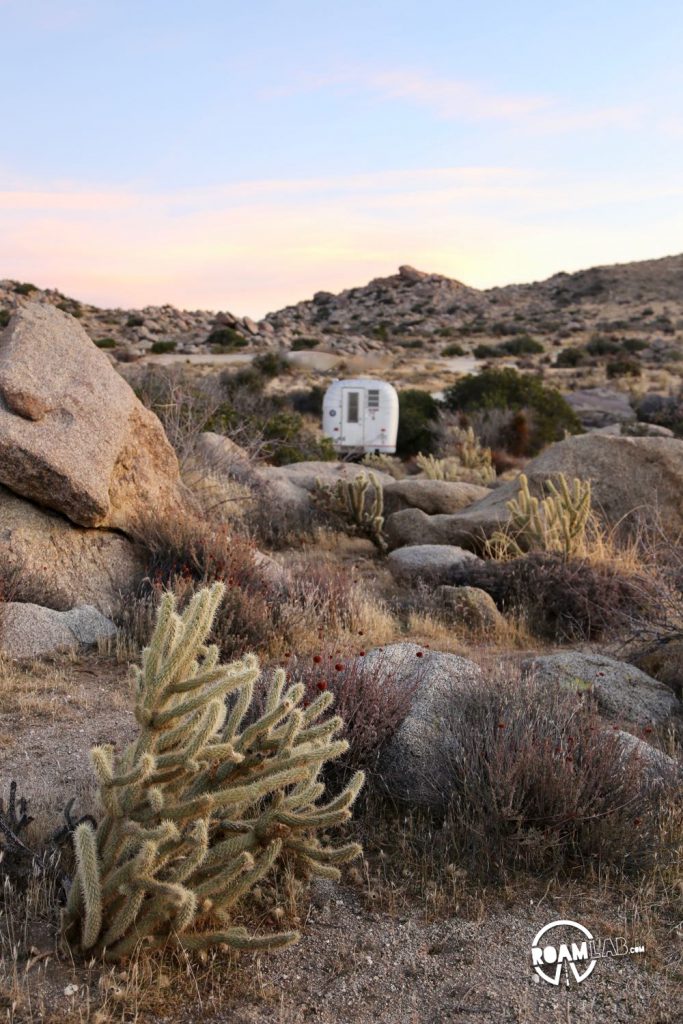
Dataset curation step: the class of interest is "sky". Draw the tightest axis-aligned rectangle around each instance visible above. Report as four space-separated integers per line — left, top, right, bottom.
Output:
1 1 683 317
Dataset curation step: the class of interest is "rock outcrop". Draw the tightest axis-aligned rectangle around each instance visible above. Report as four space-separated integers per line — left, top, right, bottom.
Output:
0 304 188 531
382 479 491 516
0 486 144 613
0 602 116 660
523 651 680 727
387 545 482 585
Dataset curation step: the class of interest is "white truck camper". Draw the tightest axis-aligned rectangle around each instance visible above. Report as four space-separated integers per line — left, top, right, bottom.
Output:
322 378 399 454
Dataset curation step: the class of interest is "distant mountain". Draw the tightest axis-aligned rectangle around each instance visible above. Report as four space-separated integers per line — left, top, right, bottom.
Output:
261 255 683 355
2 252 682 358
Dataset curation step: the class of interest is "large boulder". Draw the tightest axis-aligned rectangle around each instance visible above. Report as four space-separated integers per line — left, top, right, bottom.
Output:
387 545 482 585
388 435 683 551
0 304 188 531
386 507 470 548
523 651 680 727
0 602 116 660
436 585 506 637
363 643 482 809
259 460 394 495
383 479 490 516
0 485 144 614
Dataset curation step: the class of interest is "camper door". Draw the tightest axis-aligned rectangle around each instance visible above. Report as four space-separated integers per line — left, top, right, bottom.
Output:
341 387 364 447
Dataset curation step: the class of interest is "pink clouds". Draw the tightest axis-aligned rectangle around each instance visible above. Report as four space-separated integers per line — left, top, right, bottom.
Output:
2 166 683 316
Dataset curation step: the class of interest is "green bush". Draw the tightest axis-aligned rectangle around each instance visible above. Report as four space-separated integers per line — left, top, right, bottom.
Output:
586 334 621 356
13 282 37 295
444 368 581 455
622 338 648 353
290 336 319 351
501 334 544 356
473 343 501 359
475 336 543 359
0 309 10 329
207 326 248 352
441 342 465 357
150 340 177 354
290 385 325 416
252 351 290 378
126 313 145 328
94 337 117 349
606 357 641 379
555 347 587 367
397 389 440 457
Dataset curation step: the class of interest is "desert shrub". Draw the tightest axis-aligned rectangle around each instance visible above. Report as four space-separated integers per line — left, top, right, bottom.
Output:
586 334 621 356
606 356 641 378
13 282 37 295
429 669 680 878
441 342 465 356
500 334 544 355
133 514 386 658
447 552 655 641
396 389 440 457
290 336 319 350
473 343 500 358
206 326 248 352
289 646 418 786
622 337 648 353
474 336 543 359
126 314 145 328
444 368 582 455
0 309 10 329
94 337 117 349
555 346 587 367
397 338 424 349
62 583 364 960
133 367 227 466
289 385 325 417
253 350 290 378
150 339 177 354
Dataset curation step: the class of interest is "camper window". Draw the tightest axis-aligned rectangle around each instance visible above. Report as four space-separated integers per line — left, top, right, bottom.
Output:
368 389 380 411
347 392 360 423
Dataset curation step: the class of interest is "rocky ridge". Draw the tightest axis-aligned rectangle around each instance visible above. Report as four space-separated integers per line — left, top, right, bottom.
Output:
3 251 683 359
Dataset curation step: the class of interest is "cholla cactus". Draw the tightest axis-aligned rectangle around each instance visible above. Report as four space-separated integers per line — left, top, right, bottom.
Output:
489 473 592 559
416 428 495 486
312 472 387 552
61 583 363 961
361 453 406 480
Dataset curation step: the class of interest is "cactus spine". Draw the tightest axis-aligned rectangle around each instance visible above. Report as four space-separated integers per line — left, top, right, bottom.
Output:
312 471 387 552
61 583 364 960
489 473 592 559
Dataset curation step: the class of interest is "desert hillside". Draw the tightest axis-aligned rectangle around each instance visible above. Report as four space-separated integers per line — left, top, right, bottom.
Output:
3 251 683 359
